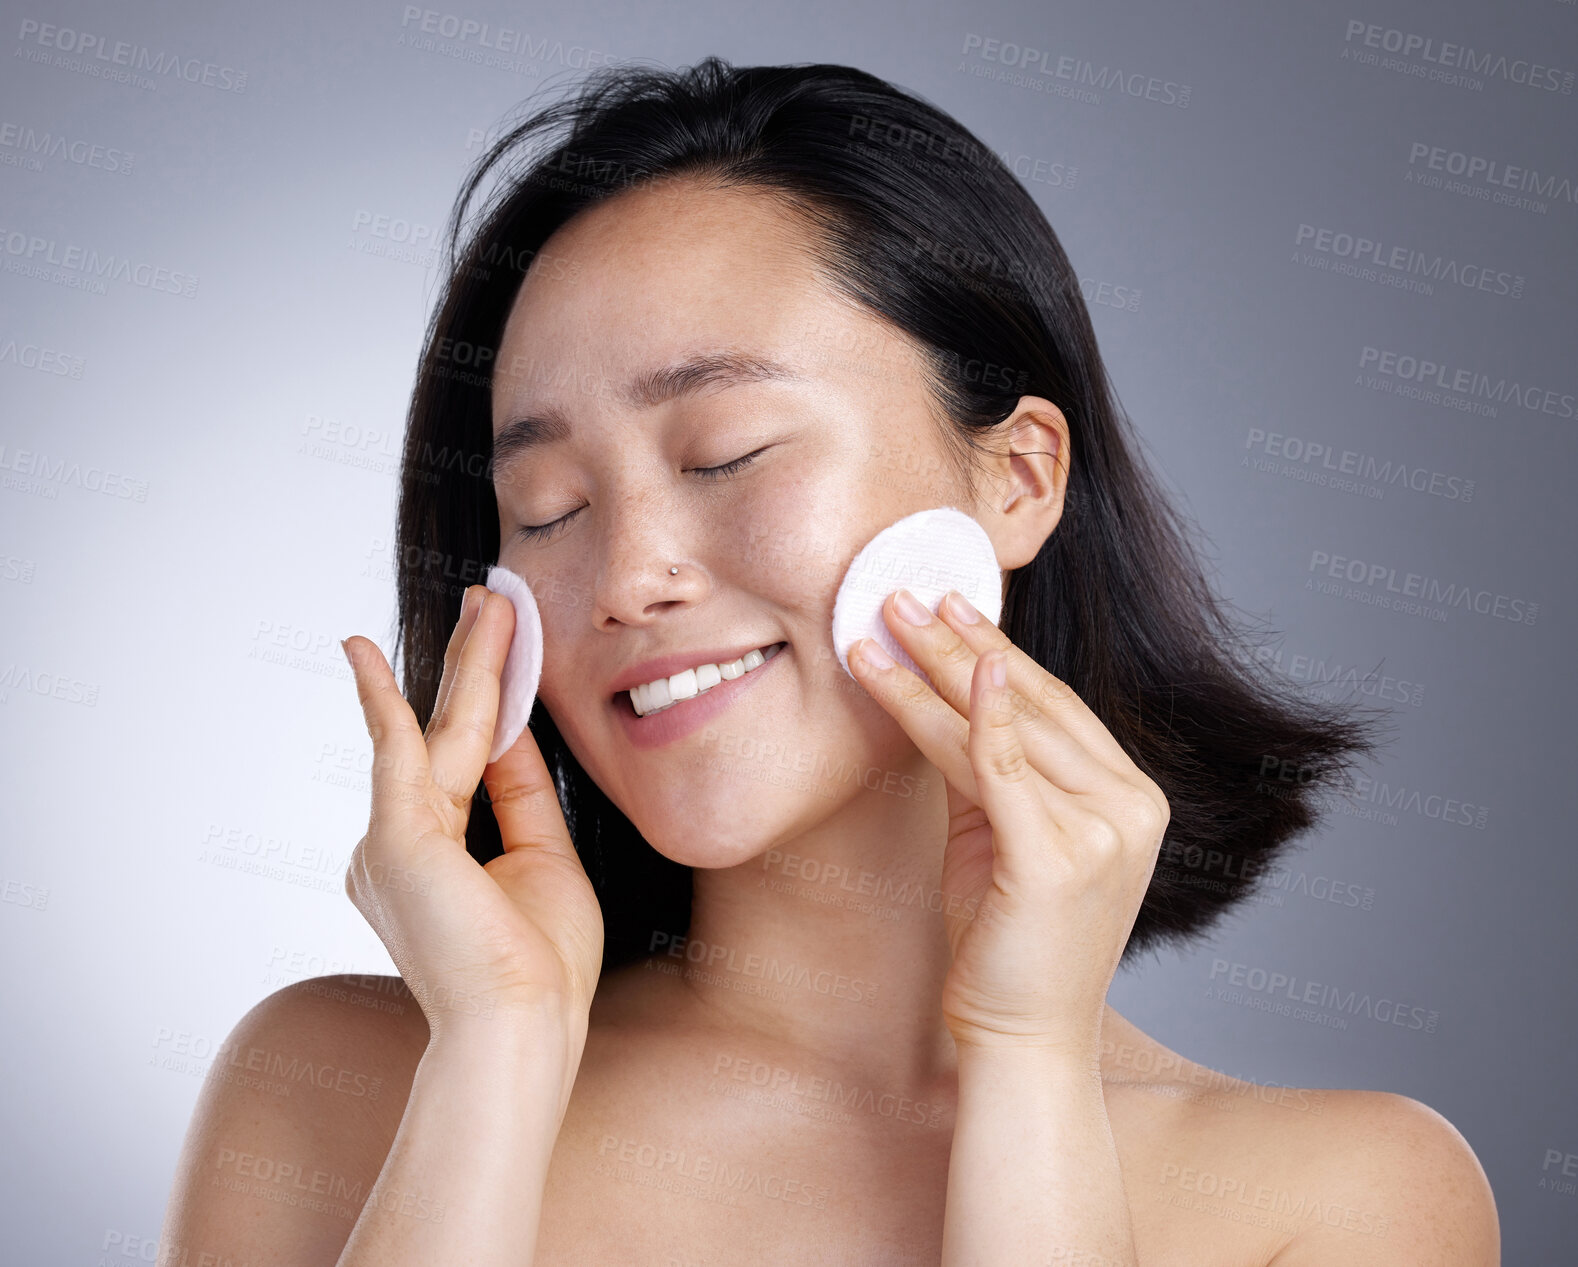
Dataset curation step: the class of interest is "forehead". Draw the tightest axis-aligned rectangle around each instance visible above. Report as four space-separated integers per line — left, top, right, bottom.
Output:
490 182 872 419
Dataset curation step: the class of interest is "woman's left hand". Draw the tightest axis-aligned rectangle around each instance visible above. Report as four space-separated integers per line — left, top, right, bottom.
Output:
848 587 1170 1068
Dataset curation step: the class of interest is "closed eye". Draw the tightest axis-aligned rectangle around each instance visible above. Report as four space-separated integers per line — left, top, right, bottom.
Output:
691 446 767 482
513 446 772 543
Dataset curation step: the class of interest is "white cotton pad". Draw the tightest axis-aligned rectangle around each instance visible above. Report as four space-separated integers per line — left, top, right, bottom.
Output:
483 564 544 764
831 506 1003 687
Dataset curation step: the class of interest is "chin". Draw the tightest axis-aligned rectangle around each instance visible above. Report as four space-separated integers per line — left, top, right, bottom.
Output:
652 837 771 871
632 790 794 871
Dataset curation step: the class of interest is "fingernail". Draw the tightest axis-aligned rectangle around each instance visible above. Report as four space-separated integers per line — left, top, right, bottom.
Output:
340 638 353 667
858 638 895 671
945 590 981 623
989 651 1006 687
893 588 931 626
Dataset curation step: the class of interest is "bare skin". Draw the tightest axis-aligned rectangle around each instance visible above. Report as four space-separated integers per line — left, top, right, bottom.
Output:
159 179 1498 1264
159 966 1490 1265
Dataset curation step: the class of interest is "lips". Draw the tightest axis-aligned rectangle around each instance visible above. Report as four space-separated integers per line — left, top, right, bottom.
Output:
608 641 786 699
613 640 789 749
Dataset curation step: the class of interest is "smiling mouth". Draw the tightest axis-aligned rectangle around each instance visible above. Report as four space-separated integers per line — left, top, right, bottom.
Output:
625 642 787 717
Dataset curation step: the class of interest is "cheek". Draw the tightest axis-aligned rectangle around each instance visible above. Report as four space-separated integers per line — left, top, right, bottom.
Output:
724 457 862 602
528 655 607 791
513 569 595 715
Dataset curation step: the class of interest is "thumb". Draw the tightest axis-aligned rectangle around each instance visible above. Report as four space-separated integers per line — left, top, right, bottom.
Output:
481 722 578 866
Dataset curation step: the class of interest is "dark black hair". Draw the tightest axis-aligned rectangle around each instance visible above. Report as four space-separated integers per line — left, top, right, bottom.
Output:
392 56 1391 975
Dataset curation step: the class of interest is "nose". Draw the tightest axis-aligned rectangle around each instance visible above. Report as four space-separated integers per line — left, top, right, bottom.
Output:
589 498 709 630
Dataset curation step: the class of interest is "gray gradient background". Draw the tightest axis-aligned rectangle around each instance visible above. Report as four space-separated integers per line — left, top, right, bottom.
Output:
2 0 1574 1261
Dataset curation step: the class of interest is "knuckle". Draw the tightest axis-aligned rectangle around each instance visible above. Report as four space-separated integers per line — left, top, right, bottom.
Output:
1130 779 1171 835
1150 792 1172 834
937 637 974 672
449 662 491 694
897 676 936 711
343 837 366 902
1082 813 1124 857
1004 686 1036 726
487 770 547 817
453 713 496 743
985 743 1029 782
1036 672 1074 711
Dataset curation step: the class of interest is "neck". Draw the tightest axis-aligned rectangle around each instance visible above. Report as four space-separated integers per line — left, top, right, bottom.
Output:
642 773 1130 1093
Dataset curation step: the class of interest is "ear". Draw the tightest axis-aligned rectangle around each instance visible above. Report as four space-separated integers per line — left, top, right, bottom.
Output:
971 397 1069 590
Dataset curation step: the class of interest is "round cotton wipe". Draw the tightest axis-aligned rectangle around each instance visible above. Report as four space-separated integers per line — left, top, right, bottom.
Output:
831 506 1002 686
483 564 544 764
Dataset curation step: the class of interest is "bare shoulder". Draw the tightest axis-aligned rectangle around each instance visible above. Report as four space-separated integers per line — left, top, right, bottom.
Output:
1260 1087 1500 1264
159 974 429 1263
1098 1020 1497 1265
220 971 431 1103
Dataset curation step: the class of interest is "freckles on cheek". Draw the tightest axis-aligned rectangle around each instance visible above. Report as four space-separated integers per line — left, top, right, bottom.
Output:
526 566 595 633
521 598 576 712
732 473 852 593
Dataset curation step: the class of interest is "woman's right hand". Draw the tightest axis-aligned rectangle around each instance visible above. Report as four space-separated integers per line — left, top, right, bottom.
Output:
340 584 603 1048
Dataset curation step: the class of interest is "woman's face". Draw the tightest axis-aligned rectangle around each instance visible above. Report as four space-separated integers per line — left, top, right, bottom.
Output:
489 179 992 867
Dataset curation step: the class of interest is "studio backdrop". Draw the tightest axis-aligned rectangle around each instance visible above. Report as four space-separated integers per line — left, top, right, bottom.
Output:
1 0 1573 1262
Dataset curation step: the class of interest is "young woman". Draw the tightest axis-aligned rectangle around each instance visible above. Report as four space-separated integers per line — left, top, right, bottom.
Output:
159 58 1499 1264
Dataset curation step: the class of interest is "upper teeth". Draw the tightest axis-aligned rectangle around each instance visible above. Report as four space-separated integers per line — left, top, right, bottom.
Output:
630 643 784 717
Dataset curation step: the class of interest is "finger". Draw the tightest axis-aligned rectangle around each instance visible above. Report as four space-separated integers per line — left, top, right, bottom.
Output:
874 589 1115 795
847 634 981 803
482 720 579 865
425 584 486 740
932 589 1146 777
343 634 432 819
874 588 981 722
425 589 513 807
965 649 1077 882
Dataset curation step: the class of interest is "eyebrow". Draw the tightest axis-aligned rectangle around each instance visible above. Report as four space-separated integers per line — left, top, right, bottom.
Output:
490 350 803 479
